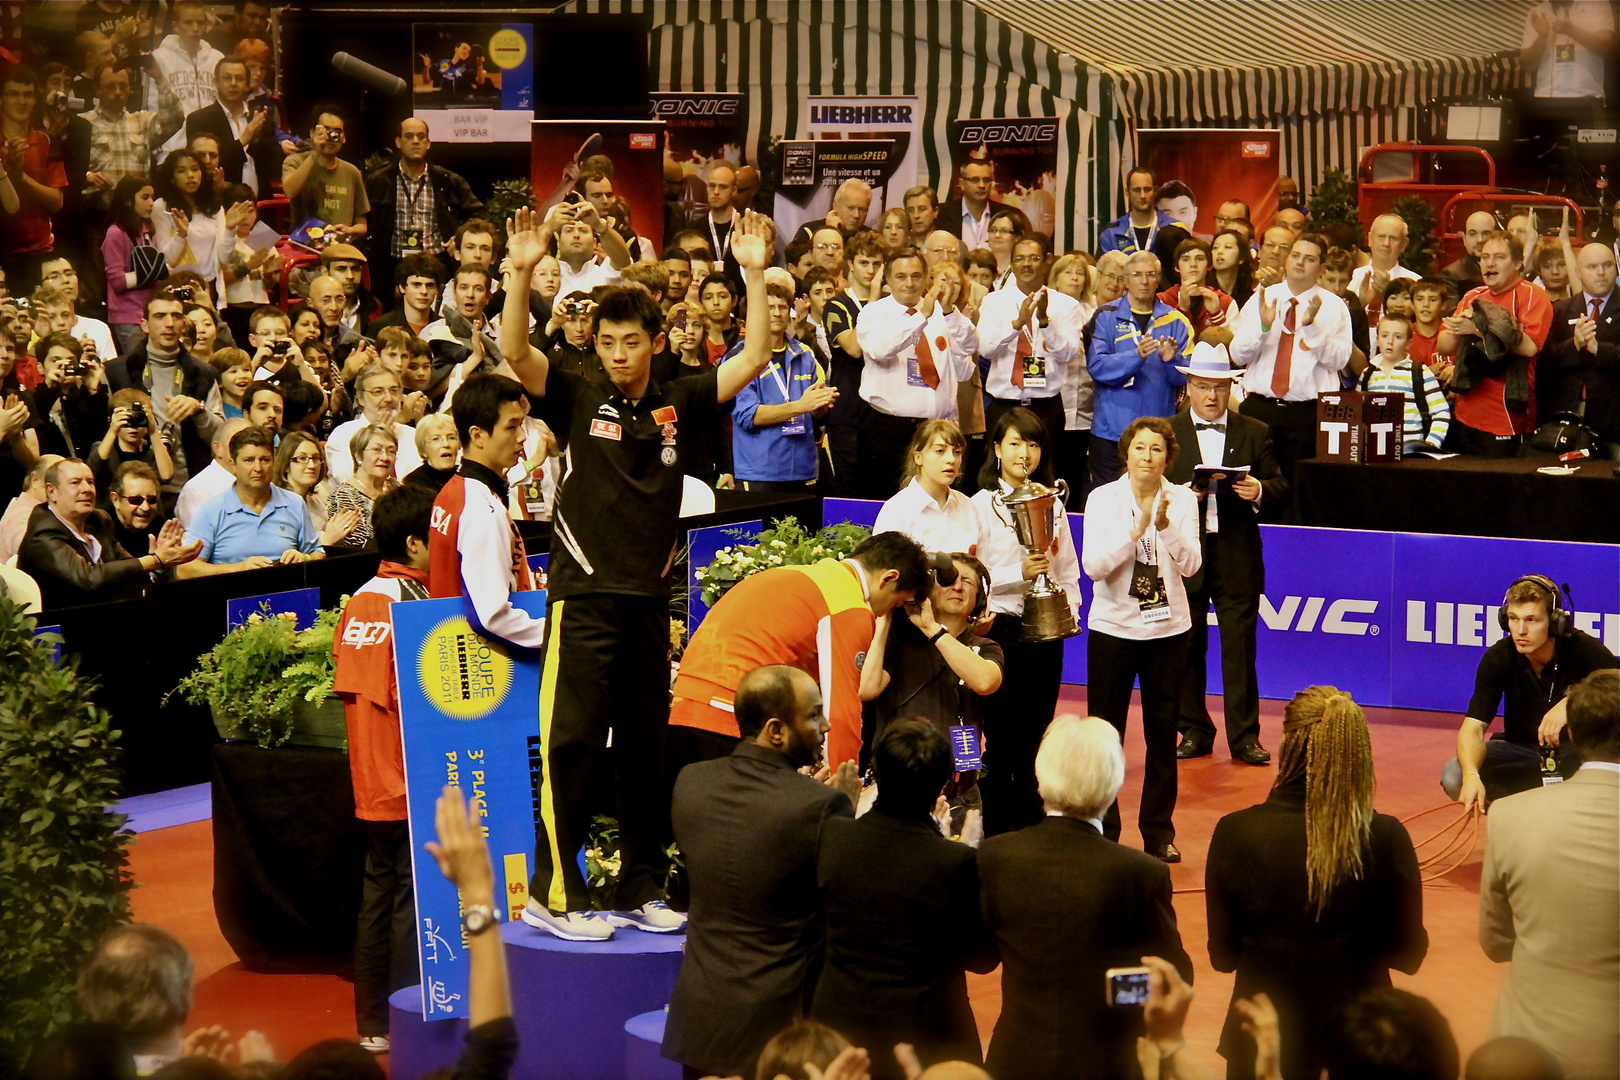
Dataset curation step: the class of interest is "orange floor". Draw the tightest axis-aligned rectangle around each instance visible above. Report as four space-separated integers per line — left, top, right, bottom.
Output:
127 690 1505 1072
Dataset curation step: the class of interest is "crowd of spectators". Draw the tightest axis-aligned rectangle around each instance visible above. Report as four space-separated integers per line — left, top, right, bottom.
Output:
3 5 1617 1080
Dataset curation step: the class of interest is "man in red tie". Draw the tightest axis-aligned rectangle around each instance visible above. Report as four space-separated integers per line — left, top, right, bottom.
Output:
1229 232 1353 519
853 249 980 497
975 235 1084 471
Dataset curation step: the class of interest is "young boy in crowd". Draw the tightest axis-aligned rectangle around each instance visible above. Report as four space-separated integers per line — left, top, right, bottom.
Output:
332 482 438 1053
1408 278 1448 374
1357 311 1451 453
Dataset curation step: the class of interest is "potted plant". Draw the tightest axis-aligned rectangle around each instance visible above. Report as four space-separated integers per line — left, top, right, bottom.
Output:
168 606 346 750
695 517 871 607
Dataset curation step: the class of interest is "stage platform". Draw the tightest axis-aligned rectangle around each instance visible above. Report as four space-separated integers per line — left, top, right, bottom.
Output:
126 690 1504 1075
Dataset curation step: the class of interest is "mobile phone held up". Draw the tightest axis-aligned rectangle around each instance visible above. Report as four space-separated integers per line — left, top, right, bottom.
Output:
1105 966 1152 1007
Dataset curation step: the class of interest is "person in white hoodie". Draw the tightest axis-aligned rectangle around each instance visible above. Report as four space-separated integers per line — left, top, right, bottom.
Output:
151 1 223 156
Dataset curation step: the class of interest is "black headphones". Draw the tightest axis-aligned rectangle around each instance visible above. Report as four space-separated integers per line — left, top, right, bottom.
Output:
1497 575 1571 638
925 552 991 620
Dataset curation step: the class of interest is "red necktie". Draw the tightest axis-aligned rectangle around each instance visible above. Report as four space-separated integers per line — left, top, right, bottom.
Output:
1013 323 1032 389
906 307 941 389
1593 298 1604 322
1270 297 1298 399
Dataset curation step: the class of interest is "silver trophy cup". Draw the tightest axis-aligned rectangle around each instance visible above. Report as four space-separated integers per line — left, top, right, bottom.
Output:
1001 479 1080 642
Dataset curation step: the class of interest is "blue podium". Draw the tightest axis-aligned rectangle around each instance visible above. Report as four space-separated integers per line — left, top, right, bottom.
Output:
625 1010 681 1080
388 920 684 1080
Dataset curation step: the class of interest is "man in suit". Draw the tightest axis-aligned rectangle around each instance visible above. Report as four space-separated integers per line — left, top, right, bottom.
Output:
1480 669 1619 1080
1167 343 1287 764
1539 240 1619 455
662 665 860 1080
813 720 997 1079
937 159 1007 252
978 716 1192 1080
17 458 197 610
184 57 281 200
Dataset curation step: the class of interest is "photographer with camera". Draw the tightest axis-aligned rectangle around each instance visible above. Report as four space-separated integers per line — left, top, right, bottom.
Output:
281 105 369 237
33 331 110 459
543 290 597 377
88 387 172 492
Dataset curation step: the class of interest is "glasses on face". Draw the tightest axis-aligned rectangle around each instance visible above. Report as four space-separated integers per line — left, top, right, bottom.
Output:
1011 254 1043 265
814 242 842 252
119 494 159 507
290 453 321 466
988 226 1017 237
1127 271 1158 281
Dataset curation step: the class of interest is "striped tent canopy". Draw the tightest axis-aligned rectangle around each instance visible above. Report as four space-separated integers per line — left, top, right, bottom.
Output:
554 0 1116 250
969 0 1536 202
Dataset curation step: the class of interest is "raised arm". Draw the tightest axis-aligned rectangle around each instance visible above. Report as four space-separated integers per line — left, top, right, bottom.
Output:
500 207 551 398
715 210 774 402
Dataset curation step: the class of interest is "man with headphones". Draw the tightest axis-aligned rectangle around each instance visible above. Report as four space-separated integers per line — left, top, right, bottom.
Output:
860 553 1004 827
1444 574 1620 812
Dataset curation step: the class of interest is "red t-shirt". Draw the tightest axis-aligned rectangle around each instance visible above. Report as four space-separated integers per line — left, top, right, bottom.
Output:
1451 280 1553 437
0 129 67 257
1409 328 1440 369
333 564 430 821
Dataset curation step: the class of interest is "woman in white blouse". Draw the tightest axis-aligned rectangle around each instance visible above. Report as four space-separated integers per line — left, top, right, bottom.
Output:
152 149 251 305
872 419 981 555
1080 415 1201 864
970 407 1082 835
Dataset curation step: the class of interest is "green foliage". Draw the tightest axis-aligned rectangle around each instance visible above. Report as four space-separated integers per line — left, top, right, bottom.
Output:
695 517 872 607
167 604 342 748
1307 168 1359 230
0 599 133 1073
1391 195 1442 275
583 815 682 910
485 179 535 251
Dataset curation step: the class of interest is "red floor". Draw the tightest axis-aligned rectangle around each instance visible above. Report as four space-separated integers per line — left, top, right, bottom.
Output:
127 690 1504 1072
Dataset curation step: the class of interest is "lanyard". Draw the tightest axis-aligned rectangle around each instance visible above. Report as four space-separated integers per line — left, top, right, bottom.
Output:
401 169 428 214
765 349 796 400
707 212 734 261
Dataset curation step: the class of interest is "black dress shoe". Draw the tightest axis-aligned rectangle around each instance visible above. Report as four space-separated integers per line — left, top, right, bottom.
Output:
1232 743 1272 766
1175 736 1213 760
1148 842 1182 863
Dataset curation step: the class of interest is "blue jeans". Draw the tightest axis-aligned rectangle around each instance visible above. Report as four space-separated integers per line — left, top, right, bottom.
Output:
1440 738 1581 804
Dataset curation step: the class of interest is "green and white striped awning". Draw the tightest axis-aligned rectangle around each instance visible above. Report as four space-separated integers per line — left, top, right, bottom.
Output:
966 0 1534 124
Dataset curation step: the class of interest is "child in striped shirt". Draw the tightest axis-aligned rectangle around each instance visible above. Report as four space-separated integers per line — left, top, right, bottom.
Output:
1359 312 1450 451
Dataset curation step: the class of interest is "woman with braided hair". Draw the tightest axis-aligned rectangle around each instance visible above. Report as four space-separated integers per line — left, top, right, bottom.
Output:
1204 686 1428 1080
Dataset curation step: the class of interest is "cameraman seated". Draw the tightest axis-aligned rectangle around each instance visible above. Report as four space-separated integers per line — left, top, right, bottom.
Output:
861 553 1003 820
177 425 323 577
17 457 198 609
1444 575 1619 811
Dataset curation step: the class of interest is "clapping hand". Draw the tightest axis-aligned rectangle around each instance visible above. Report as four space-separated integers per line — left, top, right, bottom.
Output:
1300 295 1322 327
320 508 362 547
150 519 202 568
802 1045 871 1080
0 393 30 441
1155 336 1178 362
1573 315 1598 354
1234 994 1282 1080
1135 333 1159 359
937 274 962 315
169 206 191 237
800 377 838 415
731 209 772 270
242 108 268 143
1443 303 1481 337
1154 493 1170 532
224 200 254 231
1258 289 1277 330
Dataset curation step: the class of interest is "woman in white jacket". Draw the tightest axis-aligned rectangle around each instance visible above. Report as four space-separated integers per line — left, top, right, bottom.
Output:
152 149 250 305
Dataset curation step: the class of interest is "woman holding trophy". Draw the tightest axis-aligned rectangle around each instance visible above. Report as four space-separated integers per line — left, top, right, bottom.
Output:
1081 416 1201 863
971 407 1082 836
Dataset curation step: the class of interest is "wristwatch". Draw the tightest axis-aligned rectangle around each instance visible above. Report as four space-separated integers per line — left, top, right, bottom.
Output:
462 903 498 936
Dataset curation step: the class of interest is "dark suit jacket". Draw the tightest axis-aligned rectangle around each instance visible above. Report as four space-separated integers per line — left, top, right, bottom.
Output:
812 811 997 1079
364 159 485 266
1166 407 1287 597
106 344 218 478
1206 781 1427 1080
17 504 146 611
1539 290 1620 440
979 816 1192 1080
937 197 1008 242
186 101 282 199
662 742 854 1077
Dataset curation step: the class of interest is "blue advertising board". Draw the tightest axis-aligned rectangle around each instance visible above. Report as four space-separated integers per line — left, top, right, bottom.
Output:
392 592 546 1020
686 519 763 634
226 586 321 630
818 498 1620 713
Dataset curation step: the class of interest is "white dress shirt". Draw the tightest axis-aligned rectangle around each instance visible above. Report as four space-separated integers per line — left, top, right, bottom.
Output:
961 203 992 250
558 255 623 297
855 295 979 420
1189 408 1237 533
175 459 234 528
873 478 981 555
219 99 258 195
976 284 1083 402
971 481 1081 619
1229 283 1353 401
325 418 424 486
1348 262 1419 299
1080 475 1201 640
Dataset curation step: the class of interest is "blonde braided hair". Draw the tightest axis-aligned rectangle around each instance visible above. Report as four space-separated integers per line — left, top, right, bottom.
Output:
1273 685 1376 917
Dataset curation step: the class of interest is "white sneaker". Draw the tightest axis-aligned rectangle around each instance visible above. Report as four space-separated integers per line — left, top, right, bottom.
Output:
520 898 616 941
359 1036 390 1054
605 900 687 933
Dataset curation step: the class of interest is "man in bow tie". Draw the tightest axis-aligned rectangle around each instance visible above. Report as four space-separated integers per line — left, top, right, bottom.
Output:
1166 344 1287 764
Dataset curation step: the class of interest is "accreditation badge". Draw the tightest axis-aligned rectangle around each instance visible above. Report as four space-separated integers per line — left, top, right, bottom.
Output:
1022 353 1047 390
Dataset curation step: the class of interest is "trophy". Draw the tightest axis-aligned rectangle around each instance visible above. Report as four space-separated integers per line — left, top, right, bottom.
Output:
1000 479 1080 642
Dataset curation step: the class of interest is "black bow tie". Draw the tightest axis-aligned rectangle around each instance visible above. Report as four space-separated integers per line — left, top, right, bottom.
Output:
1194 422 1226 433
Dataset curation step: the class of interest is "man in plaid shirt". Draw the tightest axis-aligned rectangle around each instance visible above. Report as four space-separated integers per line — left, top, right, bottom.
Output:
363 117 483 298
66 62 183 208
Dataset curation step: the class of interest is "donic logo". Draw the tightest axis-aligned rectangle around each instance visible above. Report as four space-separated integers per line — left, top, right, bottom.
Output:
1259 596 1381 636
654 98 740 116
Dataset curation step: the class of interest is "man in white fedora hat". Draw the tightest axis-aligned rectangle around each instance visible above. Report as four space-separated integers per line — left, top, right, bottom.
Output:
1166 341 1287 764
